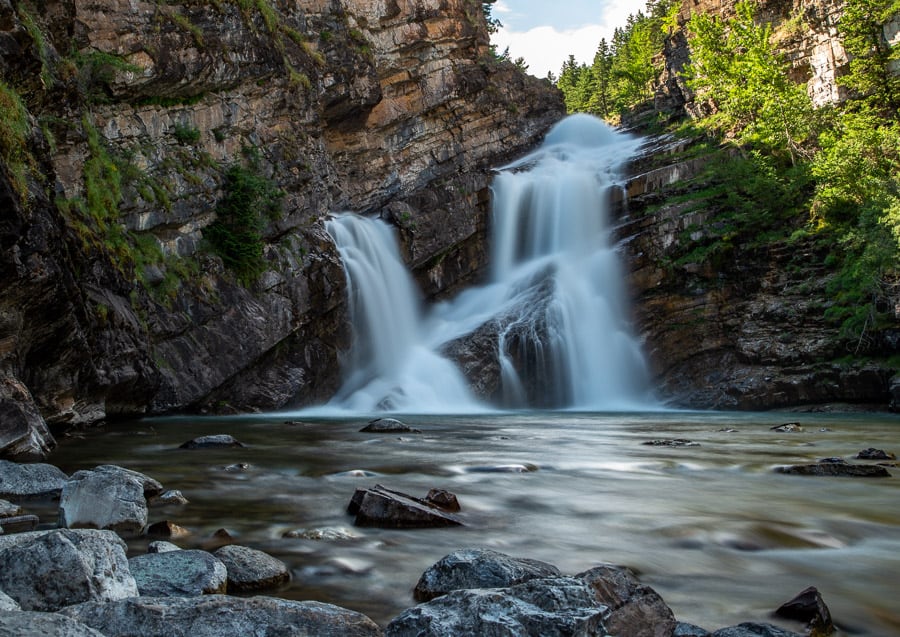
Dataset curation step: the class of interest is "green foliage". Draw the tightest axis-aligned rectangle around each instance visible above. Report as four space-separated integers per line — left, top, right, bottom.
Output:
17 6 54 89
72 50 143 103
838 0 900 115
172 122 201 145
684 1 815 163
0 80 32 202
205 150 283 283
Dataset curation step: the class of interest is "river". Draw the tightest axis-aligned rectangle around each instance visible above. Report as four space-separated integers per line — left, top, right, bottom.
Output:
45 409 899 635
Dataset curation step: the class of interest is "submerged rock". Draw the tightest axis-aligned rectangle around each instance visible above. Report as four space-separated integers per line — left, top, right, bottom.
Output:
425 488 461 512
128 549 227 596
179 435 246 450
348 484 464 529
60 595 382 637
855 448 896 461
413 548 561 602
360 418 422 434
147 520 190 538
0 529 138 611
0 460 67 499
213 544 290 593
774 463 891 477
770 423 803 433
149 489 189 506
642 439 700 447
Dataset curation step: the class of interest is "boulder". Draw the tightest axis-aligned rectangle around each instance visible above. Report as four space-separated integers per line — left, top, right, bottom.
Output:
710 623 802 637
578 564 677 637
0 529 138 611
413 548 561 602
213 544 291 593
774 586 833 636
148 540 182 553
60 595 382 637
90 465 164 497
770 423 803 433
855 448 895 461
0 460 67 500
0 589 19 611
386 577 608 636
58 466 149 536
360 418 422 433
348 485 464 529
128 549 227 596
774 462 892 477
179 435 246 449
147 520 190 538
149 489 189 506
0 383 55 461
0 611 106 637
425 488 461 512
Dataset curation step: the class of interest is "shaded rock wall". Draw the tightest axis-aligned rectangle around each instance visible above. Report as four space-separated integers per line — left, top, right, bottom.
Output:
0 0 564 457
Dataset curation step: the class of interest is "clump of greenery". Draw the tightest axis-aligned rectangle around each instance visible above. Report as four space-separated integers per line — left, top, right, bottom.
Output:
172 121 201 145
0 80 33 201
72 50 143 103
205 148 283 283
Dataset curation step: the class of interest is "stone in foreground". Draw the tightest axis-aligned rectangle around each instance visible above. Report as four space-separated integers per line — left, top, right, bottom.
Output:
0 611 106 637
578 564 677 637
413 548 561 602
774 586 833 636
0 529 137 611
710 623 803 637
0 460 67 499
213 544 291 593
60 595 381 637
128 549 227 596
386 578 608 636
58 466 150 535
348 484 463 529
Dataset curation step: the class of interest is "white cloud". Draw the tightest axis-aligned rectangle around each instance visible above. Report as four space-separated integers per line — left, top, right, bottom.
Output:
490 0 634 79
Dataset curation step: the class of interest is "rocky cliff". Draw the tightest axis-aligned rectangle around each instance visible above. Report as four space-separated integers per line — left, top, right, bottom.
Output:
619 0 900 410
0 0 564 458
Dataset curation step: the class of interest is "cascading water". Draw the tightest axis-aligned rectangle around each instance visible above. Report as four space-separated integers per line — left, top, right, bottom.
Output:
324 114 654 413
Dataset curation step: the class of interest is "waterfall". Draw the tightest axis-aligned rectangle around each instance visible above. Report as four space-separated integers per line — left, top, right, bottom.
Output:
323 114 654 413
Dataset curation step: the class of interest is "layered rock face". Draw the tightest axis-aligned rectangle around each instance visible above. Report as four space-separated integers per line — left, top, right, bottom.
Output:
660 0 849 113
0 0 564 457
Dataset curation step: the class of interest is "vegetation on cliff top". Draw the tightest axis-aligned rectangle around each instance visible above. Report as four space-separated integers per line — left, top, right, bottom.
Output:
557 0 900 352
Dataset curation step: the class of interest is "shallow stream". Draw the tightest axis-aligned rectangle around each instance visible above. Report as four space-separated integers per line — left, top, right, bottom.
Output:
43 409 900 635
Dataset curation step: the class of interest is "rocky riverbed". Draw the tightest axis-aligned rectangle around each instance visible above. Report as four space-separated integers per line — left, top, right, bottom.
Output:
2 411 898 637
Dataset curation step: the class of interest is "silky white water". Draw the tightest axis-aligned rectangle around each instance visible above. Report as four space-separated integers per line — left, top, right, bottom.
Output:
325 114 653 412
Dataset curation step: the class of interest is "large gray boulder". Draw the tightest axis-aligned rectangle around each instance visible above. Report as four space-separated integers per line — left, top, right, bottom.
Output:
213 544 290 593
386 577 609 636
0 460 67 500
0 529 138 611
59 465 153 535
60 595 382 637
413 548 562 602
128 549 227 596
349 485 464 529
0 611 106 637
710 624 802 637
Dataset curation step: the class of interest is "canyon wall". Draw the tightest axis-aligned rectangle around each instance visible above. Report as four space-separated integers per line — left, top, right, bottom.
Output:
0 0 564 458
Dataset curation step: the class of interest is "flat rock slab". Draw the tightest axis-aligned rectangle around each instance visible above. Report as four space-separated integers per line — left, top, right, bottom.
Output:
0 529 137 611
0 611 106 637
129 549 227 596
0 460 67 499
0 514 38 533
643 439 700 447
774 463 892 477
710 623 803 637
386 578 608 637
348 484 463 529
60 595 381 637
213 544 290 593
59 466 149 536
360 418 422 433
414 548 561 602
179 435 246 449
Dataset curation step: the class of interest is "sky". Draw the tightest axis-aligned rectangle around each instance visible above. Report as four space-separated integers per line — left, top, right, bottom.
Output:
489 0 637 79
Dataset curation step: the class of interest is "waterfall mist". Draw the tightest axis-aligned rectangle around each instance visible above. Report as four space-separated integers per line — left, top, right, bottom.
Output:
322 114 654 413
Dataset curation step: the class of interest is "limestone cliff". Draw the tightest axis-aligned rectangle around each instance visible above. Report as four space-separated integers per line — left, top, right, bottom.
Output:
0 0 564 458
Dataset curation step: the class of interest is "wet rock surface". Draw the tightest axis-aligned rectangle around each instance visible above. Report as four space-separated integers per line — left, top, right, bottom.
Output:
179 434 246 450
213 544 291 593
0 529 138 611
360 418 422 434
348 485 464 529
774 460 892 477
0 460 68 500
128 549 227 596
58 466 150 536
